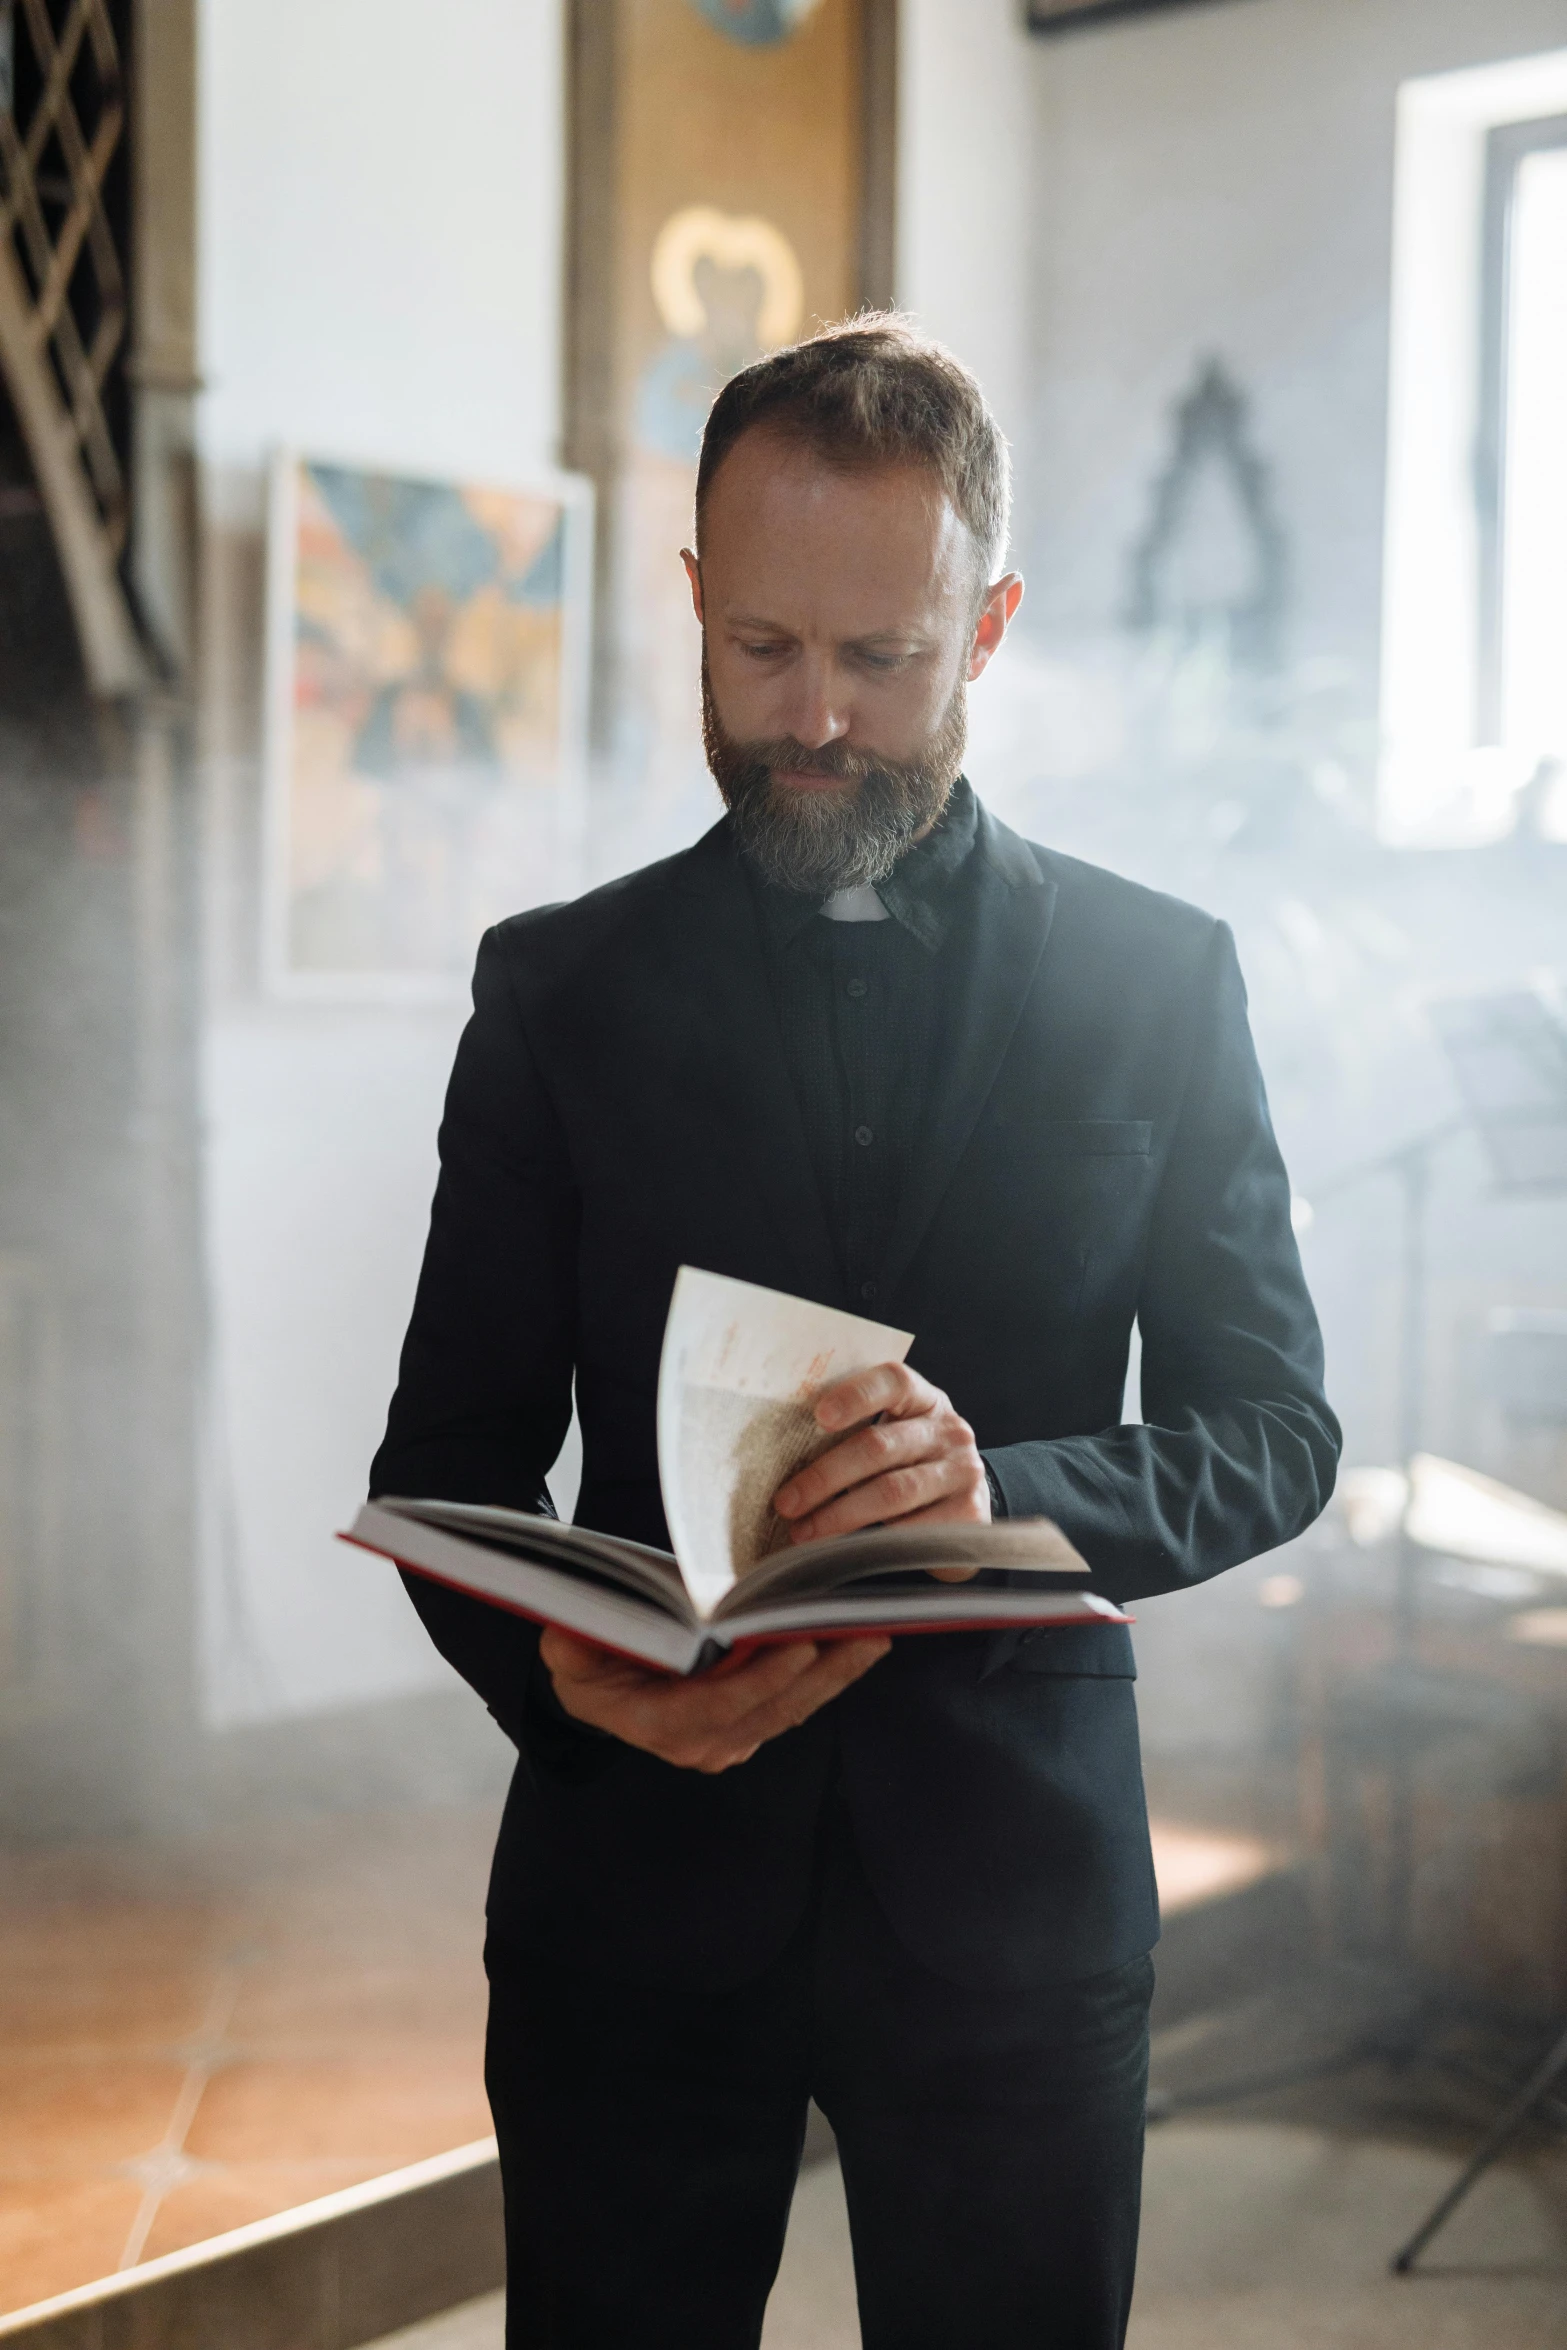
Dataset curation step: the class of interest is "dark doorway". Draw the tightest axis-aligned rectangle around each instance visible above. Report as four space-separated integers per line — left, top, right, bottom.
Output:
0 372 87 711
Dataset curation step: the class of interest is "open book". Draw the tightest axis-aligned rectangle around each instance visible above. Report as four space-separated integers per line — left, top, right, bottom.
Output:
345 1268 1128 1674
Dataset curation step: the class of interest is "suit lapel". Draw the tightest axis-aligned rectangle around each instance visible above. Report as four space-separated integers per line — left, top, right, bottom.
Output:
655 820 844 1304
878 807 1059 1307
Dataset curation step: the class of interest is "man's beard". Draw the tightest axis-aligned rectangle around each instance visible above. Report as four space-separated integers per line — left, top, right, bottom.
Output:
701 646 967 897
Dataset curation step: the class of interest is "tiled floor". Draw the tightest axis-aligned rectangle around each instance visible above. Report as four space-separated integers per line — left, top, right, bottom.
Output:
0 1807 497 2314
769 2105 1567 2349
374 2113 1567 2350
0 1805 1270 2319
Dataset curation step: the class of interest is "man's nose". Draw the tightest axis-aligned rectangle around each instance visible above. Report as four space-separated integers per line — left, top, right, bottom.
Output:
781 658 850 751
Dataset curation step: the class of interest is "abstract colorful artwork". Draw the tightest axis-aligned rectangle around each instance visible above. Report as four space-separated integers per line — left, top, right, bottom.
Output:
263 457 592 996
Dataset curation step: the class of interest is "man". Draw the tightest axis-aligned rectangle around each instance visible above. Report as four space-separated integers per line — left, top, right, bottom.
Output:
372 316 1339 2349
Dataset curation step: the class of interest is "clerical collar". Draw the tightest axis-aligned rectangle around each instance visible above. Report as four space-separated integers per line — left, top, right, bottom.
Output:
747 775 980 954
821 883 889 923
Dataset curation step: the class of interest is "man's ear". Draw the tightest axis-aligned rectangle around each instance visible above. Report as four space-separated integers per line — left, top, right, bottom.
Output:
968 572 1024 683
681 548 704 623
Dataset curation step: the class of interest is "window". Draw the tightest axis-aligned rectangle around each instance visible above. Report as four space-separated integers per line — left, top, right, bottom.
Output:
1479 117 1567 766
1379 49 1567 846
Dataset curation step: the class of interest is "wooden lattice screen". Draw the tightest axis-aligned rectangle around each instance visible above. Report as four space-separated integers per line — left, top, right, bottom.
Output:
0 0 144 691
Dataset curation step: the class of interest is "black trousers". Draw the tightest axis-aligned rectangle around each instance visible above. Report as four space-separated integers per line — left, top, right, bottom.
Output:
485 1797 1152 2350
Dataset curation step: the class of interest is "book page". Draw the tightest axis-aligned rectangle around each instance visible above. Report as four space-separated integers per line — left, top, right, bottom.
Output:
711 1516 1092 1614
657 1268 914 1619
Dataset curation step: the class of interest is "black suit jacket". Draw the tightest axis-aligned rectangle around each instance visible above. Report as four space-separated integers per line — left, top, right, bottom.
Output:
371 801 1339 1990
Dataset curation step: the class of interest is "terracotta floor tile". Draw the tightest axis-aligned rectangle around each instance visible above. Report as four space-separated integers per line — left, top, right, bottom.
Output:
0 2175 143 2317
184 2054 492 2168
136 2159 393 2264
0 2059 187 2170
227 1954 486 2048
0 1885 233 1957
1 1965 220 2057
0 1807 502 2318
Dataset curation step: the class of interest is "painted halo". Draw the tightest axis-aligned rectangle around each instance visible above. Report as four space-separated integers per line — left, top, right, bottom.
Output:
650 205 805 351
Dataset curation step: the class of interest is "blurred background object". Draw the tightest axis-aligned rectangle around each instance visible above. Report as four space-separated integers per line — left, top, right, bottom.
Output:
2 0 1566 2340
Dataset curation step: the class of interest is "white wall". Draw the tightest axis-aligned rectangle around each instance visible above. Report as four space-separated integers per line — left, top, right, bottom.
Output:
1021 0 1567 673
195 0 567 1726
197 0 563 493
200 1008 468 1723
896 0 1036 529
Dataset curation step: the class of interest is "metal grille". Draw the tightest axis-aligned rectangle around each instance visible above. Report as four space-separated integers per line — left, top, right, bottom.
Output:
0 0 142 690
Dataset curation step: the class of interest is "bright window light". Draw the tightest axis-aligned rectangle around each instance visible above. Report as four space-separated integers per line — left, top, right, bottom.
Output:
1499 145 1567 765
1379 49 1567 846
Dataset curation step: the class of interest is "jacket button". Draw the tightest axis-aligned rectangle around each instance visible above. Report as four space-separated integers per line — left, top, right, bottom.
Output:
854 1125 874 1147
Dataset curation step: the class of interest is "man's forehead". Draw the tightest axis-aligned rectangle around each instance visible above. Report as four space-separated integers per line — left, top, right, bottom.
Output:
701 438 974 612
706 433 963 540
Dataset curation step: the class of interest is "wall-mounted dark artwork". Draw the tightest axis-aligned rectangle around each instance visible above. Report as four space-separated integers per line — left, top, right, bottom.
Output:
1126 357 1287 671
1027 1 1221 35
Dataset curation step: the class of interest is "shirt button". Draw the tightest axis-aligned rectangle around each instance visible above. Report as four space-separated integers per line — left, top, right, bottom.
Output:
854 1125 874 1147
860 1281 878 1303
846 977 868 998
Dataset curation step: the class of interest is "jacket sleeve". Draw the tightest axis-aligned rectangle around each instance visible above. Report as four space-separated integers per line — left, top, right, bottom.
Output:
369 926 577 1743
983 919 1340 1603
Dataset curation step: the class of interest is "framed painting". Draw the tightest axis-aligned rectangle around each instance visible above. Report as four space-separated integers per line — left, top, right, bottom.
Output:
562 0 893 781
262 454 593 1000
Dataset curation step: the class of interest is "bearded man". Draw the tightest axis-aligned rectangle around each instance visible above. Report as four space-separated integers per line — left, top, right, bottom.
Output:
371 317 1339 2350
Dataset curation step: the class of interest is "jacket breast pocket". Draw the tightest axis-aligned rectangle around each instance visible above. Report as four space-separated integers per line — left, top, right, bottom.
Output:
985 1622 1138 1679
1031 1120 1152 1161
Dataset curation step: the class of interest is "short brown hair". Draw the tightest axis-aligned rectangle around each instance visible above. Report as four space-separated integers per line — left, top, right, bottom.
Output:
694 311 1011 583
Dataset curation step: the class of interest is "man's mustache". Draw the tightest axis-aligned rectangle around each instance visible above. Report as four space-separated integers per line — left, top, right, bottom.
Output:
736 738 882 784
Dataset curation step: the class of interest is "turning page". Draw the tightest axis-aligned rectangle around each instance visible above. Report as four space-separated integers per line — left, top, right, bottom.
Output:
657 1267 915 1619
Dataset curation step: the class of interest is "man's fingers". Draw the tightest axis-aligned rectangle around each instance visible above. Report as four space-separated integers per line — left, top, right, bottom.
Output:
811 1359 933 1433
538 1625 599 1676
545 1630 816 1710
787 1451 985 1545
706 1636 890 1759
548 1633 829 1739
676 1639 824 1730
540 1624 652 1692
539 1616 894 1769
541 1624 890 1771
776 1411 937 1520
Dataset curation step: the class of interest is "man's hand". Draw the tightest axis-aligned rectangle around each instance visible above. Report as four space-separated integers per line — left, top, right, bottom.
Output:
772 1361 988 1580
539 1626 891 1773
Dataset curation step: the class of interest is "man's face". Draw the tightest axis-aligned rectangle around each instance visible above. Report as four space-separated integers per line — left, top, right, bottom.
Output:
685 428 1020 894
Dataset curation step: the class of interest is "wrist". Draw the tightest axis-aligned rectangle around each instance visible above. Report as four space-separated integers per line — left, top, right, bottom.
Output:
526 1645 620 1779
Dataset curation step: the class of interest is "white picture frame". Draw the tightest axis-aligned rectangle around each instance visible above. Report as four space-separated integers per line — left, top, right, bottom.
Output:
261 449 594 1002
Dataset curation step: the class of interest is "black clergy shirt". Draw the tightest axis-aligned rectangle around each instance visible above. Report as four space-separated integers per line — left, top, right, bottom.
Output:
746 776 980 1320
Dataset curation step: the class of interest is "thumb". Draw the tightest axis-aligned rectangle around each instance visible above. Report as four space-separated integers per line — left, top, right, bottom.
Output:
540 1625 602 1675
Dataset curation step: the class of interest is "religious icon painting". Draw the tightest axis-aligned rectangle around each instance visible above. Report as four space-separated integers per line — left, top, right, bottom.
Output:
564 0 877 817
262 454 593 998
